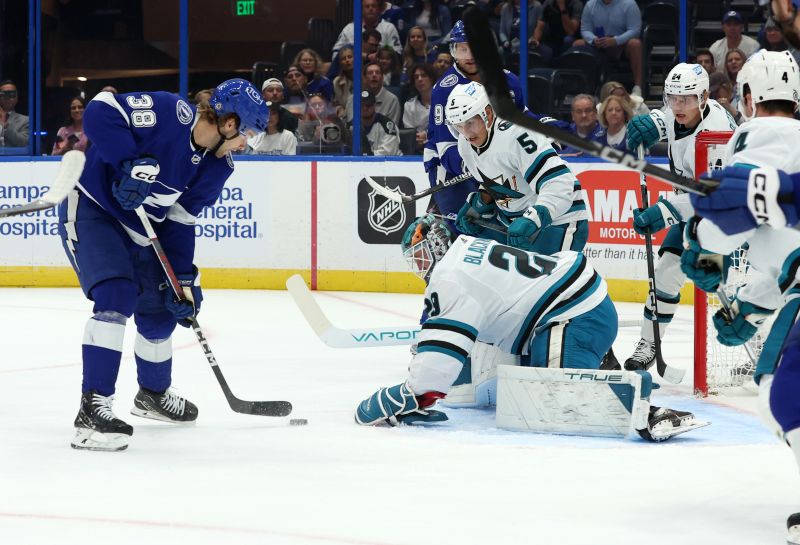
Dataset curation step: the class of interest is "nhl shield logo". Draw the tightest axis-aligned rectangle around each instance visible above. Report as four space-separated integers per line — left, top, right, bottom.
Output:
357 176 416 244
367 187 405 235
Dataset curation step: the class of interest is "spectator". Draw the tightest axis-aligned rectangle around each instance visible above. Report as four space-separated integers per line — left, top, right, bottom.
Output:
293 48 334 102
52 96 89 155
531 0 583 63
433 50 454 76
333 0 402 58
333 45 355 118
262 77 299 133
247 102 297 155
283 65 310 118
561 94 604 155
377 46 403 86
499 0 542 57
0 80 29 148
346 62 401 123
351 90 401 156
406 0 452 43
380 1 406 40
723 48 746 110
363 29 383 65
574 0 643 96
708 71 741 124
193 88 213 104
760 16 800 65
597 94 632 152
402 26 437 80
300 93 350 147
694 48 716 75
709 11 760 70
402 63 436 152
100 85 118 94
598 80 648 116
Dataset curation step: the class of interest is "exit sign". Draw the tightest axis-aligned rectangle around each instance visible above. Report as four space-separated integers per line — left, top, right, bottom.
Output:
236 0 255 15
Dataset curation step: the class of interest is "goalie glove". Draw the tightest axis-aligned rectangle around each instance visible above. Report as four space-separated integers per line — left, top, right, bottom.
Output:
633 196 682 235
355 382 448 426
713 297 773 347
680 217 731 293
692 165 800 234
164 266 203 328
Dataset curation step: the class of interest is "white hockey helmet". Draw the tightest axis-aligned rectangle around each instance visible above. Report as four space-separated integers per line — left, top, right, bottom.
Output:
401 215 454 281
737 49 800 121
663 63 709 109
445 81 492 127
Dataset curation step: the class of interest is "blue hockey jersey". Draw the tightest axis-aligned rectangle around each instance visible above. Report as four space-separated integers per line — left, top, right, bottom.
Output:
78 91 235 273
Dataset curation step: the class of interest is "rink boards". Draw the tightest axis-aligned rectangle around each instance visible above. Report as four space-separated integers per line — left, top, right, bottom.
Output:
0 155 694 303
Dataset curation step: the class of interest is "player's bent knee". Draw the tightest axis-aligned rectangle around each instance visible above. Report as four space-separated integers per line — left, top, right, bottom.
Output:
89 278 137 317
135 311 178 340
770 354 800 433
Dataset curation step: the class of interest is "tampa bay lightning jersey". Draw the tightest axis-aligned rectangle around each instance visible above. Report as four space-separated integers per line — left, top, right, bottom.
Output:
407 236 607 395
457 118 589 226
78 91 235 272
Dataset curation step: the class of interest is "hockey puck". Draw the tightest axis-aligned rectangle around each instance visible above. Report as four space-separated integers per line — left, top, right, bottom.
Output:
289 418 308 426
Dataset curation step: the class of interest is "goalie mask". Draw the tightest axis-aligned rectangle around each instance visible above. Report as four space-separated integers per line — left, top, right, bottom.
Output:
737 49 800 122
663 63 709 113
401 215 454 281
445 82 493 135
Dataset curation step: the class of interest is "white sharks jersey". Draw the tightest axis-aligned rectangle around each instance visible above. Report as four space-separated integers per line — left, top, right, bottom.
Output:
457 119 589 226
652 99 737 219
407 236 608 395
697 116 800 309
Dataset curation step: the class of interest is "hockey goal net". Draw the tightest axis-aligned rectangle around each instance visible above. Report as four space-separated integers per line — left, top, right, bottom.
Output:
693 131 771 396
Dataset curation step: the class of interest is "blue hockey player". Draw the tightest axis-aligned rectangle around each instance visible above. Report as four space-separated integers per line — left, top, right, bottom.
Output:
424 19 568 232
59 78 268 452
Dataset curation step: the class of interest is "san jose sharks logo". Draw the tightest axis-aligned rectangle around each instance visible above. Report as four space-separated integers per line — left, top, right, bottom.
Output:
476 168 524 207
367 186 406 235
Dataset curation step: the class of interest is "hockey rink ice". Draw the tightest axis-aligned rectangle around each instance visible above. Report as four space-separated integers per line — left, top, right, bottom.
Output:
0 287 796 545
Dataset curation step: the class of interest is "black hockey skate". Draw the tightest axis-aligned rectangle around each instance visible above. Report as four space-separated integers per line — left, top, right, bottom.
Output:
599 347 622 370
624 338 656 371
71 391 133 452
131 387 198 423
638 406 709 442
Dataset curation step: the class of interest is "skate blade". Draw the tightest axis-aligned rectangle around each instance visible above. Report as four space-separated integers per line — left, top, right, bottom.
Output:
71 428 129 452
650 420 710 441
130 407 197 425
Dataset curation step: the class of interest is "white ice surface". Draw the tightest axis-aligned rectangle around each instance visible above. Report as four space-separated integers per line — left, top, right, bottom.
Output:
0 288 796 545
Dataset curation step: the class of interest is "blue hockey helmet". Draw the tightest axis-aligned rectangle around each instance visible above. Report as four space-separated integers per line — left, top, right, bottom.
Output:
401 214 454 281
209 78 269 136
450 19 467 44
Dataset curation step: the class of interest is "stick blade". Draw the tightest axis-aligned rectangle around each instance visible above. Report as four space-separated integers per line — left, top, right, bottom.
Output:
46 150 85 204
233 400 293 417
365 176 406 203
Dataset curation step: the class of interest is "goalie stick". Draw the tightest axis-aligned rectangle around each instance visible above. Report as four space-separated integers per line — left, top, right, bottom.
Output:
286 274 420 347
135 207 292 417
0 150 85 219
462 10 714 197
365 171 474 203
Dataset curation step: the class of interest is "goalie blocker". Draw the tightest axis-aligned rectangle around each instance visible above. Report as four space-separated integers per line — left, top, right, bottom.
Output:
496 366 709 441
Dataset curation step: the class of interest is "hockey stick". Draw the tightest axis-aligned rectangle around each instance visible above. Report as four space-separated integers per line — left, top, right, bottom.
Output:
286 274 420 347
630 146 685 384
134 207 292 417
0 150 85 219
461 10 713 196
365 171 475 203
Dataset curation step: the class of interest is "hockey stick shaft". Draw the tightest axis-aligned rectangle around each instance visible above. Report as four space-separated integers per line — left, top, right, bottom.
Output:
0 150 85 219
366 171 475 203
636 146 685 384
286 274 420 348
715 287 758 365
461 10 712 196
134 207 292 417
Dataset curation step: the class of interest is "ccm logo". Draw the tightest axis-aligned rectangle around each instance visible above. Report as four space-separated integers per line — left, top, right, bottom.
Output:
750 172 769 223
133 171 158 182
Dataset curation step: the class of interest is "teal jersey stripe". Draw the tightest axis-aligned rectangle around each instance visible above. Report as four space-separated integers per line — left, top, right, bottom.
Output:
424 318 479 338
524 150 558 183
540 273 602 325
417 343 469 364
779 247 800 293
535 166 572 192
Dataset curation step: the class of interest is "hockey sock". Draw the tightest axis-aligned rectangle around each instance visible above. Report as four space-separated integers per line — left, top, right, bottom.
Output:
770 328 800 432
82 311 126 396
641 252 684 341
134 334 173 393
